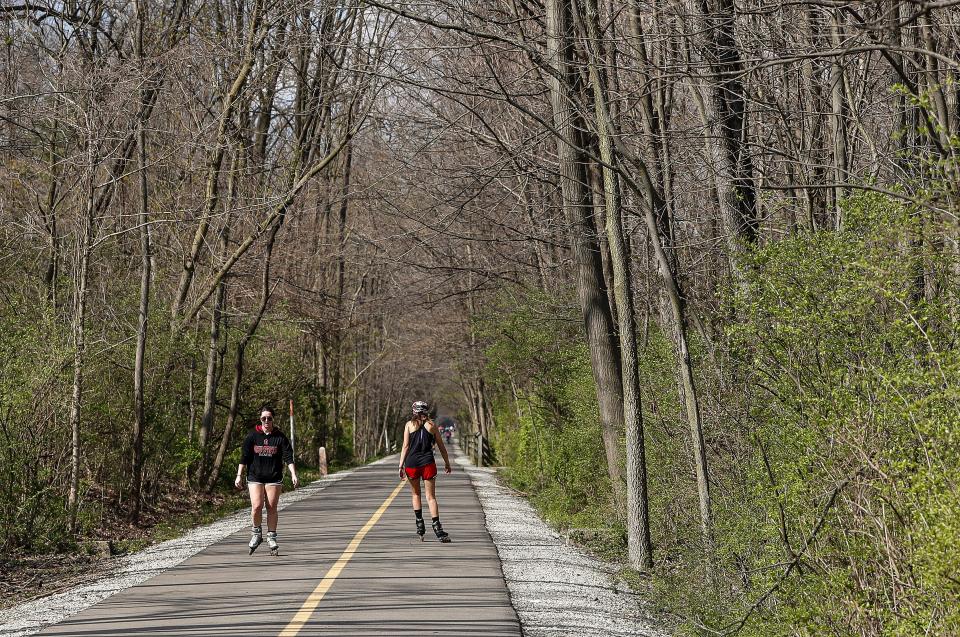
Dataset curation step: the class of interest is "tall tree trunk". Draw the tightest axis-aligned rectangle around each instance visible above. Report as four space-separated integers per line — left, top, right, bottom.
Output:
67 188 95 533
330 138 354 462
606 63 717 552
42 134 61 308
130 38 152 521
597 0 712 544
693 0 758 279
187 349 196 443
545 0 626 512
828 9 849 228
199 278 227 460
580 0 653 569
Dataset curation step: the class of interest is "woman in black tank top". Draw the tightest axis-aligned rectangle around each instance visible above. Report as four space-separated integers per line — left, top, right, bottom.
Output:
399 400 453 542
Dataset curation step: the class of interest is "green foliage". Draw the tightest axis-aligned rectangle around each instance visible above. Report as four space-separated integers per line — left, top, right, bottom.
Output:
0 277 332 552
0 297 71 551
477 193 960 636
712 193 960 635
479 291 616 535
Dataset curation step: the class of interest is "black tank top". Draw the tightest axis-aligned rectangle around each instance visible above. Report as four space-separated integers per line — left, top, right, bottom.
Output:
405 424 435 468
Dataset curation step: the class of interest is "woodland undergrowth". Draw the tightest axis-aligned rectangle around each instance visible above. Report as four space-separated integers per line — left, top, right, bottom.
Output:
478 194 960 636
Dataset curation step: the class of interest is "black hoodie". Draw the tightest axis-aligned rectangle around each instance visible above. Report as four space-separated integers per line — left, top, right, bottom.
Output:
241 427 293 483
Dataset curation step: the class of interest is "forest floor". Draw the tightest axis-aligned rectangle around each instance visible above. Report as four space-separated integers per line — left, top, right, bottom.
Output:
0 553 116 611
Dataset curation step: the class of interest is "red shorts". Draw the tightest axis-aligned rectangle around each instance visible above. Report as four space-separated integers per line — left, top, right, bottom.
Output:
404 463 438 480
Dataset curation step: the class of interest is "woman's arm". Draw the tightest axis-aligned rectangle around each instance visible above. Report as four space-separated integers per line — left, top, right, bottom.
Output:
235 433 254 488
428 421 452 473
282 434 298 488
398 422 411 471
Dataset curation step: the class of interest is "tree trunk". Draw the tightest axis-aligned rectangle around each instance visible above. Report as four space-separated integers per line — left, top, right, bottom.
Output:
130 49 152 522
580 0 653 569
187 350 196 443
67 190 95 533
545 0 626 512
199 279 227 458
828 9 849 228
693 0 758 280
603 57 716 552
329 138 354 463
42 134 61 309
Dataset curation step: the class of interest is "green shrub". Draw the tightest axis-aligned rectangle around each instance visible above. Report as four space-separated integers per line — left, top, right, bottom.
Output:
714 193 960 635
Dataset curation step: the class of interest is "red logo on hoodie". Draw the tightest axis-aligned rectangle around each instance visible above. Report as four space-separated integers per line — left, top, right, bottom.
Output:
253 426 278 456
254 440 278 456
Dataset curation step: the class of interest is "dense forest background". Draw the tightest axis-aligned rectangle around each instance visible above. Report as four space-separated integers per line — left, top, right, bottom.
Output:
2 0 959 634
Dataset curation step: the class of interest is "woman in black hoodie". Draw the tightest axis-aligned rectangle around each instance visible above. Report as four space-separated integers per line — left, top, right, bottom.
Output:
235 406 298 554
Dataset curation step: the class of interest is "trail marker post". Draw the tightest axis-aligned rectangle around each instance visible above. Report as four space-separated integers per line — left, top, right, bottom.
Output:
318 447 328 476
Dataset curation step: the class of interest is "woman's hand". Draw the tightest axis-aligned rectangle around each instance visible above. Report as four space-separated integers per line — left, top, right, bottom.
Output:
444 463 452 474
291 474 299 489
234 475 243 490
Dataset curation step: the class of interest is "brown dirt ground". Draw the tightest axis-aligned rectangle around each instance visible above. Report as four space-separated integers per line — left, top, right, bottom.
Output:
0 553 117 610
0 484 247 611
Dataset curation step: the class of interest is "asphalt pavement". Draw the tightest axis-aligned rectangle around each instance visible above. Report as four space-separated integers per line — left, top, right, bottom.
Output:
37 457 521 637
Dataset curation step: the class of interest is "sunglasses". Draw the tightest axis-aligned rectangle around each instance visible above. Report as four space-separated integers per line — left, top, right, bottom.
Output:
260 416 274 422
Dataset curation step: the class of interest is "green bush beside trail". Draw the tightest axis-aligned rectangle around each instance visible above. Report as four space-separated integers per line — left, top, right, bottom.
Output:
476 194 960 635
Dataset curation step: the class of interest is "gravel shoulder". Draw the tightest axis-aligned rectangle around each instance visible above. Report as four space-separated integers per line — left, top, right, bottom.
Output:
455 450 673 637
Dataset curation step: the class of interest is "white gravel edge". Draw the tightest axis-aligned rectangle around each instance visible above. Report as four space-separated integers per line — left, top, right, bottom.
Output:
0 461 382 637
456 452 672 637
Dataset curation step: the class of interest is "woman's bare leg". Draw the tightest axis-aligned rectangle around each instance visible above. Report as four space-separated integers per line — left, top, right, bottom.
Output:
425 478 439 518
264 484 282 532
248 483 265 527
407 477 422 510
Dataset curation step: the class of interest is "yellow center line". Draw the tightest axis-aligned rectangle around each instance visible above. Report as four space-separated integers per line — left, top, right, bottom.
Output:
278 480 406 637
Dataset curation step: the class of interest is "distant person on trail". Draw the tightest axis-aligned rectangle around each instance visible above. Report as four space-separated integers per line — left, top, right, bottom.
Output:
235 406 299 555
399 400 452 542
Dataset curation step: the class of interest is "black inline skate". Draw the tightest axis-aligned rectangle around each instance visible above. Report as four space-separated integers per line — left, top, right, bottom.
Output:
432 520 450 543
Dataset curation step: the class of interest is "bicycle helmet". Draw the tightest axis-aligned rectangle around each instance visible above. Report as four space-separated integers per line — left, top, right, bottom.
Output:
412 400 429 415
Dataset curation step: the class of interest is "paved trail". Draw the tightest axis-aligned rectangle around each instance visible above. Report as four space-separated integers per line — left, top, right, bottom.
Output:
38 459 520 636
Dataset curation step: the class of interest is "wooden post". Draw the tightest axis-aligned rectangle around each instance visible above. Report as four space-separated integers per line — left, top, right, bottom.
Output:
318 447 328 476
